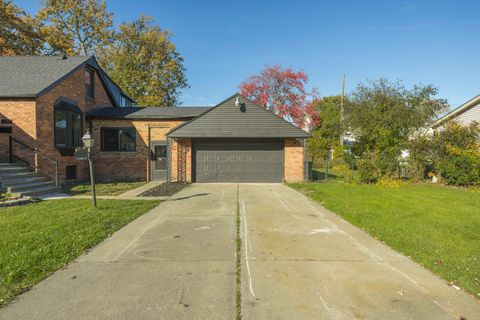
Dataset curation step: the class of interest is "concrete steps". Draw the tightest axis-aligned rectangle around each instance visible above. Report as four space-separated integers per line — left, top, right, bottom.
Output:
0 162 61 197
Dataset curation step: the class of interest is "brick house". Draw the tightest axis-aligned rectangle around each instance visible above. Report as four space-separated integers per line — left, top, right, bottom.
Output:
0 56 309 195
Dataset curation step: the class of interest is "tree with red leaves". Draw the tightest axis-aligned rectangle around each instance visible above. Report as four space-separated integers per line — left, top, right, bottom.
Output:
240 65 319 131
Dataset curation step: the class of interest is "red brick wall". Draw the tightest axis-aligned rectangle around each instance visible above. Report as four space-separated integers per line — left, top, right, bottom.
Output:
91 119 185 181
284 138 305 182
170 138 192 182
0 99 36 163
35 66 114 183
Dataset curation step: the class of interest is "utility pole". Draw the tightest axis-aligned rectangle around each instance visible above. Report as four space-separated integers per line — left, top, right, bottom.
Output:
340 74 345 146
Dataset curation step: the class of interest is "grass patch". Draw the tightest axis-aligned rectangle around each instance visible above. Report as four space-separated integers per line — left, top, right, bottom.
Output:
0 198 160 306
64 181 147 196
290 182 480 297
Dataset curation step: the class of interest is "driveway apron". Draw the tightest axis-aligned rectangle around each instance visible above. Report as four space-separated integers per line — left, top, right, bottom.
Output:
0 184 237 320
239 184 480 320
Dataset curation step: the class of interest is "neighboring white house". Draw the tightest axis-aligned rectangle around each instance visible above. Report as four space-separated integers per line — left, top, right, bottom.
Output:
433 94 480 128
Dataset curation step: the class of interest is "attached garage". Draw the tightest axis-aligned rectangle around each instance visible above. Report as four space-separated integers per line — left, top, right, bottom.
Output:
193 139 284 183
167 94 310 183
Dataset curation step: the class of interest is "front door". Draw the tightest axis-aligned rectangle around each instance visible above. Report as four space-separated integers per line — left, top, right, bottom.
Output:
150 141 168 181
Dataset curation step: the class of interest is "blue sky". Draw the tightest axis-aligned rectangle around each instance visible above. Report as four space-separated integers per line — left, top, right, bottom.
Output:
17 0 480 109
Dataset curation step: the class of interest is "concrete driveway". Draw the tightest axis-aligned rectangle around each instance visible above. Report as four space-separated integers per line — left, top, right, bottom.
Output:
1 184 479 320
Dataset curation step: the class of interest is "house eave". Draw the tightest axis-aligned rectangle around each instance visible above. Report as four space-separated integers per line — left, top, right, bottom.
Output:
433 94 480 128
167 133 310 139
0 94 37 99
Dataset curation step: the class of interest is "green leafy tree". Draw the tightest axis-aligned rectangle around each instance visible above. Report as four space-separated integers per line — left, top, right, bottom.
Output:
36 0 114 55
308 96 342 163
98 16 188 106
0 0 44 55
347 79 448 178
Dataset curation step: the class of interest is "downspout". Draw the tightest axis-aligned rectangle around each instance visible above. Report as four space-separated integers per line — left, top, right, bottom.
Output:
303 138 309 182
166 137 171 182
147 125 151 182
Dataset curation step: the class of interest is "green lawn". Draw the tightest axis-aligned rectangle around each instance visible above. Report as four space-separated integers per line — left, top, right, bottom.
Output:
64 180 147 196
290 182 480 297
0 199 160 306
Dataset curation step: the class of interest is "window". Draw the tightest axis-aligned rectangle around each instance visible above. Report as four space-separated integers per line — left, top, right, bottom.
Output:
85 69 94 99
0 118 12 133
54 108 82 148
120 94 132 107
101 128 136 152
66 165 77 180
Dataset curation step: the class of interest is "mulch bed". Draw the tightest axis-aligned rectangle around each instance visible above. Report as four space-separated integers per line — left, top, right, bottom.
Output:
139 182 190 197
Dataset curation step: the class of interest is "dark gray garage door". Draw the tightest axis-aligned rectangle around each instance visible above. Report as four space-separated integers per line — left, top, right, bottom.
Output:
193 139 284 183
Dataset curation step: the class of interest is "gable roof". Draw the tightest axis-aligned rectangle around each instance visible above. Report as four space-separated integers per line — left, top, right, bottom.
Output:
0 56 91 98
433 94 480 128
86 106 212 119
0 55 132 108
167 93 310 138
98 69 135 106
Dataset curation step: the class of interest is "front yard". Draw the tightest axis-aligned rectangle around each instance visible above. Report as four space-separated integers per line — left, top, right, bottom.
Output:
290 182 480 298
0 198 160 306
63 180 147 196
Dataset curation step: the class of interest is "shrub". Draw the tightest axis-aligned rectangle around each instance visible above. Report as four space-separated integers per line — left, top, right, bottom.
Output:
332 164 355 183
432 121 480 186
469 185 480 193
358 158 378 183
376 177 410 188
439 155 480 187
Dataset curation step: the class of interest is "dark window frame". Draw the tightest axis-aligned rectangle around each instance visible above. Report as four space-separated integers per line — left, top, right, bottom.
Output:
100 127 136 152
85 68 95 99
54 106 83 151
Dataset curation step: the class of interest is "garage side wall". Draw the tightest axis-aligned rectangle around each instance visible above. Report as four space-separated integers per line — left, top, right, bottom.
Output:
284 138 304 182
170 138 192 183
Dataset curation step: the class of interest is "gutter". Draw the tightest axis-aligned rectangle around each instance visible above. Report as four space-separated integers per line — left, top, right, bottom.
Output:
0 94 37 98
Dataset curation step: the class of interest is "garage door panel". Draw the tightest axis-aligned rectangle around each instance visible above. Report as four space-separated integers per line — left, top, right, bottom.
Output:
194 139 284 183
217 154 227 161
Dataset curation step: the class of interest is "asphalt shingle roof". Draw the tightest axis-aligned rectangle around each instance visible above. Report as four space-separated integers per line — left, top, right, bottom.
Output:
167 94 310 138
86 106 212 119
0 56 92 97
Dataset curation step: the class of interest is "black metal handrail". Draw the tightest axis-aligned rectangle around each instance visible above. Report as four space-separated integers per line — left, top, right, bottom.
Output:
9 136 59 186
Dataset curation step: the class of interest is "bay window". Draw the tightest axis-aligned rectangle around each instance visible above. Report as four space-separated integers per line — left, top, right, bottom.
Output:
54 102 82 150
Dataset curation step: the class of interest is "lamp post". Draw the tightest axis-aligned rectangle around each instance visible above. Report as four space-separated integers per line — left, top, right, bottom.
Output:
82 131 96 208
